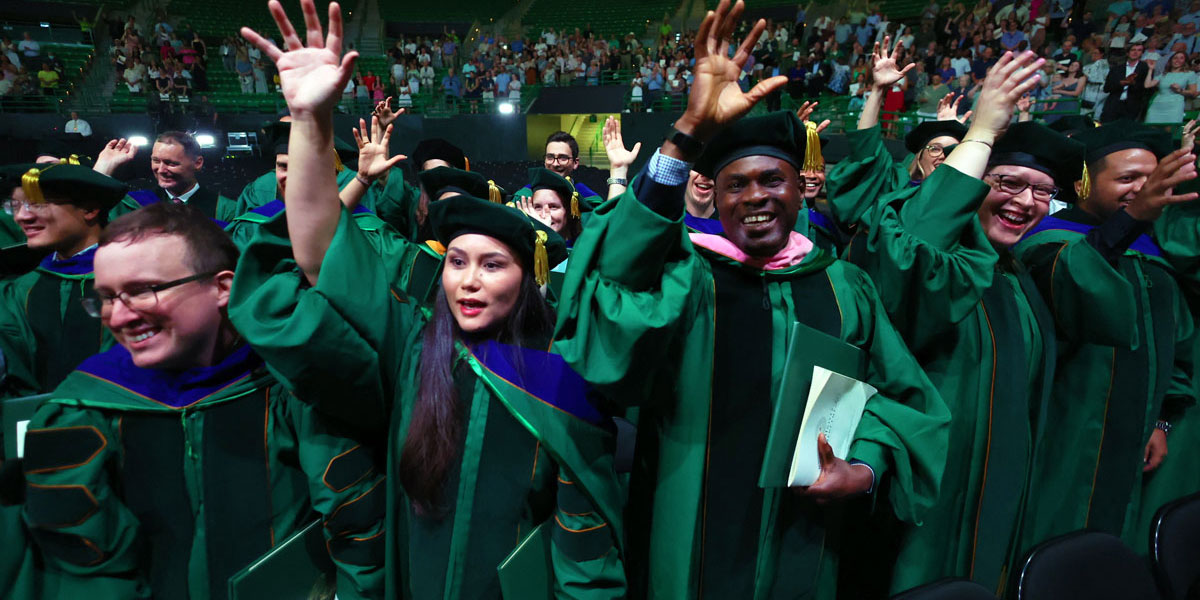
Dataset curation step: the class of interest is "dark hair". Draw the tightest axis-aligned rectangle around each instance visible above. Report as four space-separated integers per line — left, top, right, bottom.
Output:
154 130 202 159
545 131 579 159
100 202 238 274
399 269 554 517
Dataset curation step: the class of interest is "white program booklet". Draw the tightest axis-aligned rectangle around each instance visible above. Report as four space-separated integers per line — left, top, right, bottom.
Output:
788 365 877 487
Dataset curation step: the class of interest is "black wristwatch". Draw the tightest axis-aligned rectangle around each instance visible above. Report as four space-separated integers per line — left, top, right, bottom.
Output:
665 126 704 159
1155 420 1173 436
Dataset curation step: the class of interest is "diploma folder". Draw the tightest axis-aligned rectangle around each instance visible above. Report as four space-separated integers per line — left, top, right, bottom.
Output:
758 321 873 488
498 522 553 599
228 520 335 600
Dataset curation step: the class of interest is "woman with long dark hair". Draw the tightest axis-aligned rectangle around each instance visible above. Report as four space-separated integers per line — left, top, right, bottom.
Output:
230 2 627 598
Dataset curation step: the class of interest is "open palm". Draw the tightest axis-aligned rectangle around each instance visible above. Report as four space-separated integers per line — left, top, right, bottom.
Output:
871 36 913 88
240 0 357 115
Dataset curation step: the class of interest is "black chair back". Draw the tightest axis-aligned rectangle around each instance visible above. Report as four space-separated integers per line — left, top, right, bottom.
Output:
1015 531 1160 600
1151 492 1200 600
890 577 998 600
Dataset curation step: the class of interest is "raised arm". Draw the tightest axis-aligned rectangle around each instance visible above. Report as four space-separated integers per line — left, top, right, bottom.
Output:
339 115 405 210
601 115 640 200
241 0 358 286
858 36 914 130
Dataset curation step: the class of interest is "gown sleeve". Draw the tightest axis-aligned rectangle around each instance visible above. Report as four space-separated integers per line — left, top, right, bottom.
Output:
229 207 424 433
550 468 626 600
367 168 422 241
283 395 386 600
551 173 709 407
21 402 147 598
0 276 39 398
848 164 998 353
834 263 953 523
825 124 910 227
1013 220 1139 347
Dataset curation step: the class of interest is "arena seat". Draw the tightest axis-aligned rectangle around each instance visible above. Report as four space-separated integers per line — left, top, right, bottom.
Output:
1013 531 1161 600
889 578 997 600
1150 492 1200 600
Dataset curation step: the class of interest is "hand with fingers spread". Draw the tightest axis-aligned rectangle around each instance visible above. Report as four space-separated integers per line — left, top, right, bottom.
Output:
602 116 641 173
514 195 551 228
795 100 831 133
1125 147 1200 222
240 0 357 117
1182 119 1198 151
671 0 788 144
353 115 406 182
792 433 874 503
93 138 138 176
968 51 1045 142
869 36 914 91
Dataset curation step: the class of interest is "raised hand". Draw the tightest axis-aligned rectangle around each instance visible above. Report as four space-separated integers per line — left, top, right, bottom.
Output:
602 116 641 171
936 93 972 123
674 0 787 142
1125 147 1199 222
969 51 1044 140
92 138 138 176
240 0 357 117
869 35 914 90
795 100 831 133
373 96 399 128
1181 119 1198 151
515 195 551 228
352 115 406 181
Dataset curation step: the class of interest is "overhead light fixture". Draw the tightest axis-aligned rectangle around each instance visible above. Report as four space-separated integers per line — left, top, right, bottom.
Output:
195 134 216 148
498 102 515 115
128 135 150 147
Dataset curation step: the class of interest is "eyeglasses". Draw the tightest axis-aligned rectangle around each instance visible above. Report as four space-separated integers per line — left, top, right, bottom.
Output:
4 199 56 215
922 144 949 158
544 153 575 164
82 271 217 318
984 173 1059 201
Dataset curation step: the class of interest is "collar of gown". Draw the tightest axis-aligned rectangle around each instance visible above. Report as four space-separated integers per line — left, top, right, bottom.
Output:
688 230 814 270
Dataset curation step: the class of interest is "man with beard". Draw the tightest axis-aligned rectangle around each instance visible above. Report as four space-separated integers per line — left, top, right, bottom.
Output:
553 1 949 596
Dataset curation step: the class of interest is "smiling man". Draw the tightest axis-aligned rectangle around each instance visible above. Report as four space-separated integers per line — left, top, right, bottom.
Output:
512 131 603 207
106 131 234 222
553 2 949 597
1015 120 1197 550
20 202 385 599
0 164 126 399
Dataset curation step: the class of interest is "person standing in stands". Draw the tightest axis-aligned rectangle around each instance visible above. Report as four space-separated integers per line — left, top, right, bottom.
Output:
0 164 126 399
1101 42 1152 122
231 2 627 596
21 202 386 600
553 1 949 596
512 131 603 206
1016 121 1197 551
100 131 235 221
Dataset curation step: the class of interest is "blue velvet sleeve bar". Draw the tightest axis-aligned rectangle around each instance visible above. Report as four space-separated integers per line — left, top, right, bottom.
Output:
1085 208 1153 264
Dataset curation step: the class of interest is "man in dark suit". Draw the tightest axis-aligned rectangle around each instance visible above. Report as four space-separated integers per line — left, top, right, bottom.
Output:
1101 43 1152 121
104 131 233 222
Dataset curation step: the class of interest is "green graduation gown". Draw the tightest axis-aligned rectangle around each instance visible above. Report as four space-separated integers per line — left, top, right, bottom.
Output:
21 344 386 600
226 168 358 224
0 211 23 248
228 208 627 599
0 248 110 400
109 186 235 223
1133 200 1200 553
1015 207 1196 550
840 165 1058 595
552 174 950 599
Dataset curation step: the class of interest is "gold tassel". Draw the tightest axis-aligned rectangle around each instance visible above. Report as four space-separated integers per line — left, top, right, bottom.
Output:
571 191 581 218
333 150 345 172
425 240 446 255
533 230 549 286
463 157 470 172
505 200 516 208
21 164 58 205
63 154 83 166
488 180 502 203
803 121 825 172
1079 161 1091 201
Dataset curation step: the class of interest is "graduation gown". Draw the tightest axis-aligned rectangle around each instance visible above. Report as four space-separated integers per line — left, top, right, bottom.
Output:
840 165 1057 595
552 171 950 599
226 168 358 224
109 184 235 223
228 208 627 600
1015 207 1196 550
0 248 109 399
20 344 386 600
0 211 23 248
1132 200 1200 553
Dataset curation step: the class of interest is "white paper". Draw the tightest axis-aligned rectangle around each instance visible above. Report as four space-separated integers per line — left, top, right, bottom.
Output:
15 420 28 458
788 366 877 487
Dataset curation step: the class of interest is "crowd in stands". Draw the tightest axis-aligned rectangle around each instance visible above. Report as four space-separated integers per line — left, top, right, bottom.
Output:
0 32 69 98
112 11 212 103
